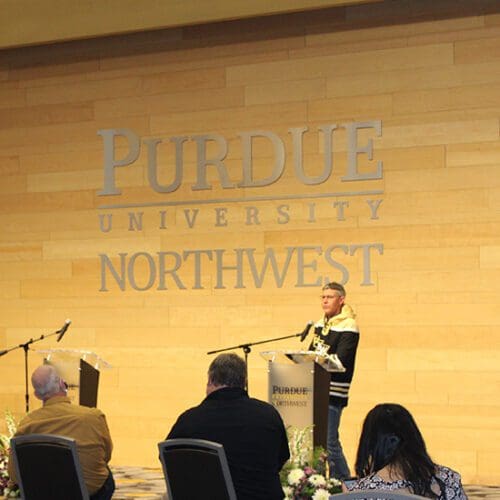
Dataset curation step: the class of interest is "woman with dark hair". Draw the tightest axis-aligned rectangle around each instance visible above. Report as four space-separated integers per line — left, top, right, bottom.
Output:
345 403 467 499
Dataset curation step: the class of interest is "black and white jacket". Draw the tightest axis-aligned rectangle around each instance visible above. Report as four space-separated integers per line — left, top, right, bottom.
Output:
309 304 359 407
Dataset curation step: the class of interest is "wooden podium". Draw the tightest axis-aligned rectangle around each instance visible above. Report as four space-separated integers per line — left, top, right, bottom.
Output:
261 350 344 449
36 348 110 408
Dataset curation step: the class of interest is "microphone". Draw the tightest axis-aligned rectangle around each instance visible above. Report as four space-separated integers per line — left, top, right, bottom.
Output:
300 320 314 342
57 319 72 342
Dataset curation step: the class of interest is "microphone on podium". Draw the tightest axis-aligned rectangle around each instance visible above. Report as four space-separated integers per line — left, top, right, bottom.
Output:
300 320 314 342
56 319 72 342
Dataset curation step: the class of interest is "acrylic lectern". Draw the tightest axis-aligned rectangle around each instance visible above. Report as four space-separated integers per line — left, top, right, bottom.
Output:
261 350 344 449
36 348 111 408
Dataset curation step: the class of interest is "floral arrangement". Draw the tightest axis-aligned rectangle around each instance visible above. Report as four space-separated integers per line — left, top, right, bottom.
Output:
0 411 20 498
281 426 341 499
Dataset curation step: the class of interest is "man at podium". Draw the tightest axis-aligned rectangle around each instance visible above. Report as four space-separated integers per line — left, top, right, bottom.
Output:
309 282 359 480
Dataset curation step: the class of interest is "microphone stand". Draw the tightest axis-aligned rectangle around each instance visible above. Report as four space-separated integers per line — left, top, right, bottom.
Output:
207 330 309 392
0 325 66 413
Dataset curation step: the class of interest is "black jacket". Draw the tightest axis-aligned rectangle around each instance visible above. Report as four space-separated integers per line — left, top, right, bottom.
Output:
167 387 290 500
309 311 359 407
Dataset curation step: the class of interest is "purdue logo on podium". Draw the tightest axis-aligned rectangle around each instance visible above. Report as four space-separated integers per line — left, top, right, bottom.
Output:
271 385 310 408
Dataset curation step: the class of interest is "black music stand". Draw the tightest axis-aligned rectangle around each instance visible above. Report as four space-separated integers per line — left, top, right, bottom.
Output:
0 323 70 412
207 322 313 391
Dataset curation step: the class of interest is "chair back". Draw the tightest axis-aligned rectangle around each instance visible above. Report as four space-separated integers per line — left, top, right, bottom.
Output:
11 434 89 500
158 438 237 500
331 490 427 499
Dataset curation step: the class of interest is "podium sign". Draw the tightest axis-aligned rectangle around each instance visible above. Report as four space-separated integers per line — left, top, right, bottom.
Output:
262 350 341 449
269 362 315 431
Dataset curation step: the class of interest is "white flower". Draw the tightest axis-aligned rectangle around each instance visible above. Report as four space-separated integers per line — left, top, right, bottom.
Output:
328 477 342 487
282 485 293 498
312 488 330 500
308 474 327 487
287 468 305 485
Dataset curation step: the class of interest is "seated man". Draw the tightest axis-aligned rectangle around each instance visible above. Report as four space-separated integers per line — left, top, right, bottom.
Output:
167 353 290 500
9 365 114 500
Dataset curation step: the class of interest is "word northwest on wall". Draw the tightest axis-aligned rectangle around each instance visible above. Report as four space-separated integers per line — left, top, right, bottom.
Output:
99 244 384 291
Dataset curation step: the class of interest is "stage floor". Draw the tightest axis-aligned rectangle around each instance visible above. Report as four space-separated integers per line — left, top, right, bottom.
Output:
113 466 166 499
112 466 500 499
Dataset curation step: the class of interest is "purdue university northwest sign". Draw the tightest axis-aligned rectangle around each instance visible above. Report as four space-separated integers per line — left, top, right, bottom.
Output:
97 120 385 291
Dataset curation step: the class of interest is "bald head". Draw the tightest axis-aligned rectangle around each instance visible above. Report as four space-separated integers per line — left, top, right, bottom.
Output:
31 365 66 401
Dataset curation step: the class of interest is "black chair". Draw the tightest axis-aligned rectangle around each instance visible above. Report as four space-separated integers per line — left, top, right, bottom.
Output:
158 438 237 500
330 490 427 499
10 434 89 500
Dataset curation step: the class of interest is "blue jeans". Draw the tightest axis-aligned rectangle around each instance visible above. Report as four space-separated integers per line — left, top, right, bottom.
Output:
328 404 350 480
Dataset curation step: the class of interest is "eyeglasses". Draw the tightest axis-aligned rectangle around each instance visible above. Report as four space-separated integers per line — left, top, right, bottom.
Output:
320 294 340 300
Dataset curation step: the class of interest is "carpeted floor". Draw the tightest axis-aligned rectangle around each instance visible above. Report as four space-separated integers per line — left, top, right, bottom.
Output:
113 466 166 499
112 466 500 499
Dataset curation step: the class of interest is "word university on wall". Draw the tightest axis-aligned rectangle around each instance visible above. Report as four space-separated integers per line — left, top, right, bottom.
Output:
97 120 385 291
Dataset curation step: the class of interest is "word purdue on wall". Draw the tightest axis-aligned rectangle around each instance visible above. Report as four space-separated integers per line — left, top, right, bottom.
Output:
97 120 383 197
97 121 384 291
